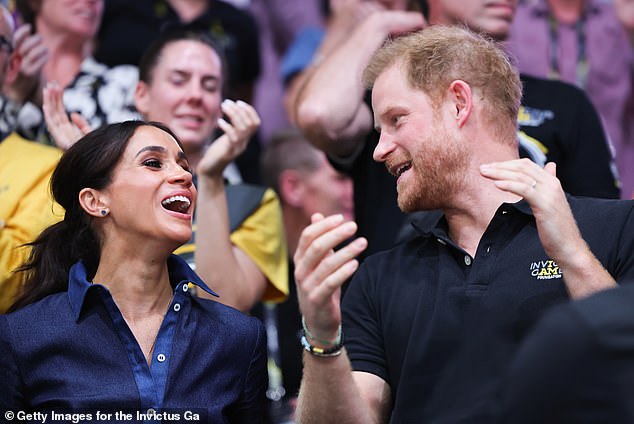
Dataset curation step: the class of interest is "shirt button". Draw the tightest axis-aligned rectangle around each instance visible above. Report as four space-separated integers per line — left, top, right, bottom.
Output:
173 303 181 312
182 284 189 292
157 353 166 362
486 246 491 253
464 255 472 266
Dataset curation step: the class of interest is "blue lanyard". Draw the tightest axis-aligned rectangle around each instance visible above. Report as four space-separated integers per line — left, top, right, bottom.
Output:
547 11 589 88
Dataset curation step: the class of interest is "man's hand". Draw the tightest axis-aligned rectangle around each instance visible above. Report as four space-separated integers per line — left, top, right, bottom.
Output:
196 99 260 178
480 159 616 298
294 213 367 345
480 159 581 260
42 81 92 150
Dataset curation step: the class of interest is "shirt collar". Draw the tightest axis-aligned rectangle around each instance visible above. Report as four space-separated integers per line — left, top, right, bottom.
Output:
412 200 535 239
68 254 218 321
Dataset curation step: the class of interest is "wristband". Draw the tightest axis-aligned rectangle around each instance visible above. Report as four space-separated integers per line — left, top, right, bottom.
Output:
301 316 342 347
301 332 344 357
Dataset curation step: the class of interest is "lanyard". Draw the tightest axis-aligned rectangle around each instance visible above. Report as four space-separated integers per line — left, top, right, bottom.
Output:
547 11 589 88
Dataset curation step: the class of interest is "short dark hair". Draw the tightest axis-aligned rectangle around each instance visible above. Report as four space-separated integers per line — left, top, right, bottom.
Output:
138 29 228 96
261 128 323 196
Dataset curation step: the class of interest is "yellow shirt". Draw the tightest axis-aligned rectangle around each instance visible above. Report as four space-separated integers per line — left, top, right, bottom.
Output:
0 133 62 312
174 187 288 303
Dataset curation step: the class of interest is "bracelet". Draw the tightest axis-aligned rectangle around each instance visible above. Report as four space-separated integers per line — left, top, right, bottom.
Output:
301 333 344 357
301 316 342 347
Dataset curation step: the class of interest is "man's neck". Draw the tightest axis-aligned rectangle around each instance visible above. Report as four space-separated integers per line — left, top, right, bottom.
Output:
548 0 585 24
168 0 210 23
282 205 308 258
442 156 522 257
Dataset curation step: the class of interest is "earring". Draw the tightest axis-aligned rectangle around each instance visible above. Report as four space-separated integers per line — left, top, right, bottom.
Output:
100 209 108 216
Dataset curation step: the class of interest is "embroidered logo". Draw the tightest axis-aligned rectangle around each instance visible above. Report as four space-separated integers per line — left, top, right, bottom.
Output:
530 259 562 280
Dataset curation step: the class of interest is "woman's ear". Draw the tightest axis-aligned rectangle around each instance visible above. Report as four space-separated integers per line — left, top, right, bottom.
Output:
134 81 151 116
79 188 109 218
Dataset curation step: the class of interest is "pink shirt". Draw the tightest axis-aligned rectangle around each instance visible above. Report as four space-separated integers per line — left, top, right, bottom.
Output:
506 0 634 198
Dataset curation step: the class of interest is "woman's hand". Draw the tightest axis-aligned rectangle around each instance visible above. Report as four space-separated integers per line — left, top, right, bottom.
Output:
42 81 92 150
196 99 260 178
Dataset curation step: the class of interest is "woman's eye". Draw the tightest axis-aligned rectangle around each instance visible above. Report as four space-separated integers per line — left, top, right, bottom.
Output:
143 159 162 169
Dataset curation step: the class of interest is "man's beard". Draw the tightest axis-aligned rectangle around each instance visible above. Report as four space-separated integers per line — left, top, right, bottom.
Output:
397 127 470 213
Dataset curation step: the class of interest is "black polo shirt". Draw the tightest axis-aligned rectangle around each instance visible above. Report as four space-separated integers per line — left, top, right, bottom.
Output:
342 196 634 423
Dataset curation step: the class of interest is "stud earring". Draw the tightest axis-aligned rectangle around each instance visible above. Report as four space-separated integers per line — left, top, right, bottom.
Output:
100 209 108 216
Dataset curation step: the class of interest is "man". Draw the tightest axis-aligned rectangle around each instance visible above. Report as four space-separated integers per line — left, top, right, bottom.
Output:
262 128 354 254
258 128 353 420
295 0 619 257
293 26 634 422
0 5 61 312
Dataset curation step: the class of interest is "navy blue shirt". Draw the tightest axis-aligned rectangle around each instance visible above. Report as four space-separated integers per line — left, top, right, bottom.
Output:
0 255 267 423
342 197 634 423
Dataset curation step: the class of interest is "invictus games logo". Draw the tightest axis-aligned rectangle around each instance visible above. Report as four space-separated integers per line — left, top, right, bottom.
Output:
530 259 562 280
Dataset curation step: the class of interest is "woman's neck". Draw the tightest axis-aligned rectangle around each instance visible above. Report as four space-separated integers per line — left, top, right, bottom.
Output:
93 251 174 322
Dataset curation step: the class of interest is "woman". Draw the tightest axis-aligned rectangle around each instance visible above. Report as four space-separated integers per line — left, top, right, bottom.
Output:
44 30 289 313
14 0 138 144
0 121 267 422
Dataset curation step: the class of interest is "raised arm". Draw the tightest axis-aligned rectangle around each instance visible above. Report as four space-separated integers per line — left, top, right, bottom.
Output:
480 159 617 299
294 10 424 158
194 100 268 311
293 214 391 423
285 0 381 124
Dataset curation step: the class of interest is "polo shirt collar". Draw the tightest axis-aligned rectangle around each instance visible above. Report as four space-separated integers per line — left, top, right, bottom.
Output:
67 254 218 321
412 200 535 239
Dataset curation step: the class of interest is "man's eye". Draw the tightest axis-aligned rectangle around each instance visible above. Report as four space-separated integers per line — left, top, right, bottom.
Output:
143 159 162 168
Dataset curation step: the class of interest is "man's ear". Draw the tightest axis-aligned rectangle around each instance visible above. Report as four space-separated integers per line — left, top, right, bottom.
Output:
447 80 473 128
134 81 150 116
78 188 110 218
279 169 305 208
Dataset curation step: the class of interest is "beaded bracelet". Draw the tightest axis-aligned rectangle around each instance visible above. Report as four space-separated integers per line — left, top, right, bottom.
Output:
301 316 342 347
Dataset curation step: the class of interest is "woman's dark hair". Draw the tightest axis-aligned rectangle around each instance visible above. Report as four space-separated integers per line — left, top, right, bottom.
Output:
138 28 228 97
9 121 181 312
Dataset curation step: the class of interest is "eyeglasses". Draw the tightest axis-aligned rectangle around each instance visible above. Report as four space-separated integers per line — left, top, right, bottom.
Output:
0 35 13 54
